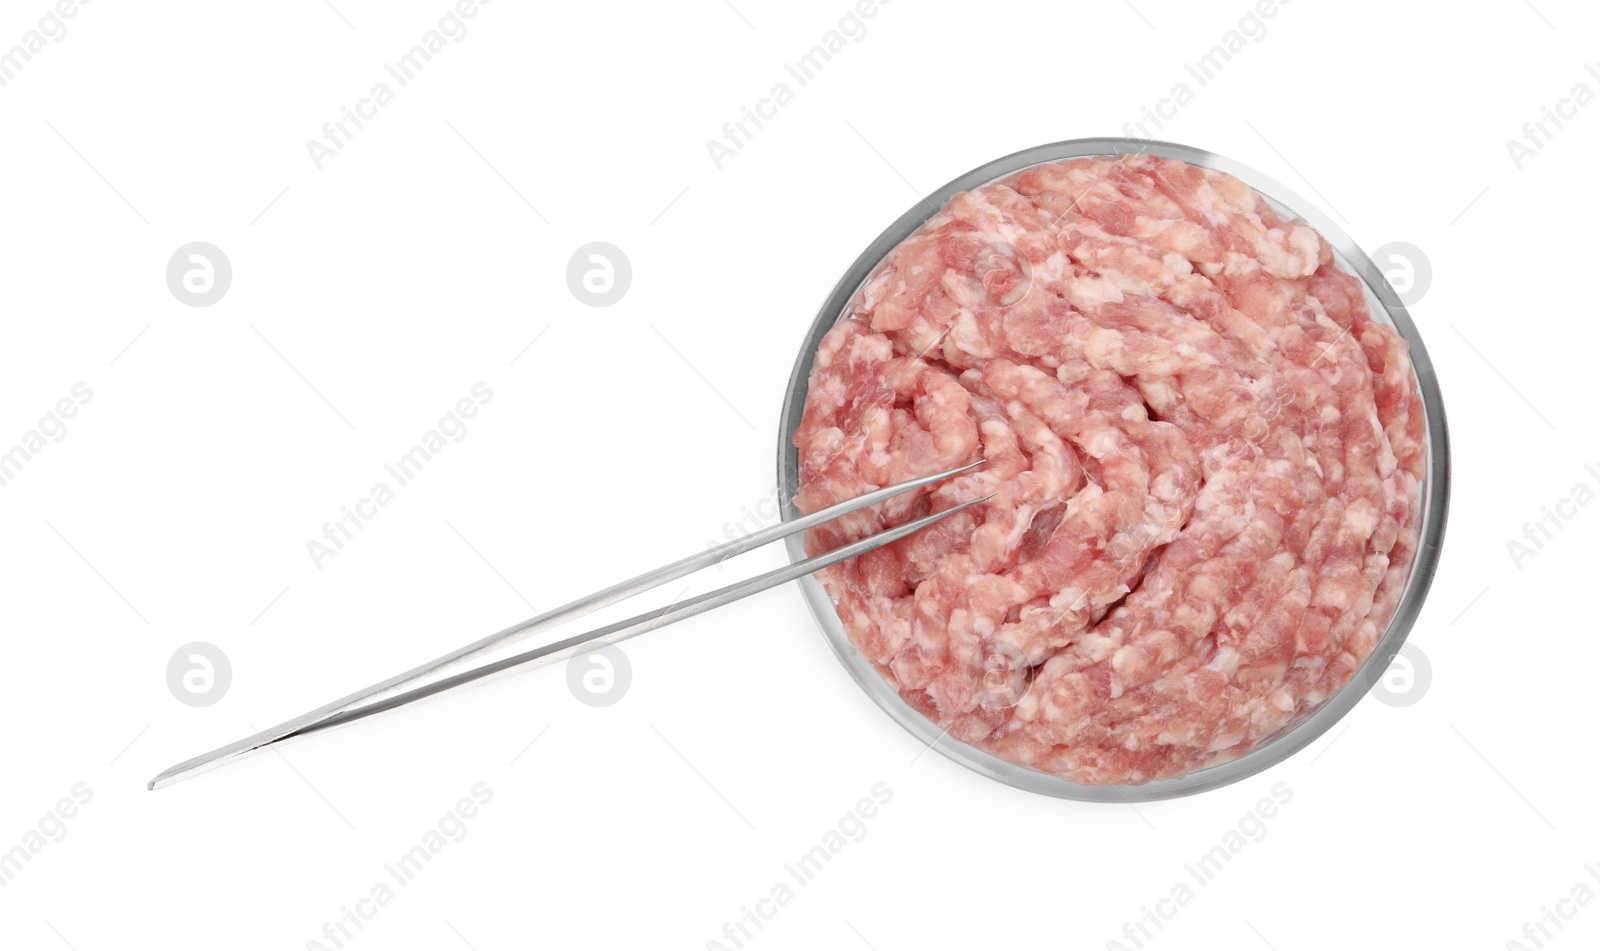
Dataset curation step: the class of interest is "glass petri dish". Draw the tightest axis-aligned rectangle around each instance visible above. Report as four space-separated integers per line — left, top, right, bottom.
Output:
776 138 1450 801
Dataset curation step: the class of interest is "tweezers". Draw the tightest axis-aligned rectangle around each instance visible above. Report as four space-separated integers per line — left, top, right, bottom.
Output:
148 460 988 789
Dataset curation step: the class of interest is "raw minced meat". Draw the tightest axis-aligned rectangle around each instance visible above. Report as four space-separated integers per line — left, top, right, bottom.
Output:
792 154 1425 786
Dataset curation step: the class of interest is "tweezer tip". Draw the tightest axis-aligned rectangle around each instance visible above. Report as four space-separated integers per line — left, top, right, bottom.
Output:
147 760 196 791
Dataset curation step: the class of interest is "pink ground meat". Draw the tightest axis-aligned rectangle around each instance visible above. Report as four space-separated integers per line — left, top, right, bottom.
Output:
793 155 1425 786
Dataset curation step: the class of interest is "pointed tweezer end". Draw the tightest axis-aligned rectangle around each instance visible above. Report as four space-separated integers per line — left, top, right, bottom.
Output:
146 727 284 791
147 767 180 792
147 751 244 792
147 755 216 792
147 764 193 791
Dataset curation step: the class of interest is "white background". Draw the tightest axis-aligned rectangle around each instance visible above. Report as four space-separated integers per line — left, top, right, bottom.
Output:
0 0 1591 948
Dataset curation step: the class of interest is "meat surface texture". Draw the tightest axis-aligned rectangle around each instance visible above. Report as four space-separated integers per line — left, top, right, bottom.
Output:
792 155 1425 786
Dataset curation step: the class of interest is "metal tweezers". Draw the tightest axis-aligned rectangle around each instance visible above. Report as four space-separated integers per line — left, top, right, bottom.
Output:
149 461 987 790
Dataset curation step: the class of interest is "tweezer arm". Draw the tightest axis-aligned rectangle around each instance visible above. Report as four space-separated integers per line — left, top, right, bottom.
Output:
290 492 993 740
147 461 984 790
